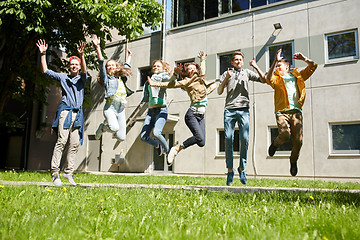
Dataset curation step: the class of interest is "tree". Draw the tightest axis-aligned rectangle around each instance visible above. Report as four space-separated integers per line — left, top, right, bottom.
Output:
0 0 162 126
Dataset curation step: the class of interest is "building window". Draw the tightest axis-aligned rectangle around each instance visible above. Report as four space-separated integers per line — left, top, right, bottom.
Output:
330 123 360 154
173 0 287 27
139 67 152 88
269 127 292 155
219 129 240 154
268 41 294 69
325 30 359 63
218 52 234 78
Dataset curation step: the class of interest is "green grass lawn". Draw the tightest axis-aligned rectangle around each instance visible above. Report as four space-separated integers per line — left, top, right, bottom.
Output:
1 171 360 239
1 170 360 190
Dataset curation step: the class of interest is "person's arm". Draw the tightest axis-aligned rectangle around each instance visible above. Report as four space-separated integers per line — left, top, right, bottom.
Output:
266 48 282 82
92 36 103 60
126 49 132 65
148 76 191 88
294 52 317 80
198 51 207 75
77 40 86 73
249 57 266 83
217 69 232 95
36 39 48 73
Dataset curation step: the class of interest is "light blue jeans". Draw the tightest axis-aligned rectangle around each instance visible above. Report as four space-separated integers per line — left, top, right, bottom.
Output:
103 100 126 141
224 108 250 170
140 107 169 154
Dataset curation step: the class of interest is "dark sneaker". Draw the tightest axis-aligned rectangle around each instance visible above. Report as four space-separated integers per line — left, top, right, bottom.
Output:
156 144 165 156
51 172 62 186
63 173 77 186
226 169 235 186
290 162 298 176
238 168 247 185
268 142 278 157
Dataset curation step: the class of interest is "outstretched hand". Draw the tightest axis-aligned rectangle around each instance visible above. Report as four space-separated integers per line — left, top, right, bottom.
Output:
293 52 306 61
77 41 86 55
225 68 233 79
36 39 48 54
197 51 207 61
92 35 100 47
174 64 183 75
147 76 154 86
275 49 283 62
249 57 258 68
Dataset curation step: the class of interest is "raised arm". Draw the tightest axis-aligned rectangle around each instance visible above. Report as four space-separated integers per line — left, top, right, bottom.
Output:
36 39 48 73
217 69 232 95
92 36 103 60
294 52 317 80
198 51 207 75
293 52 315 68
266 49 282 82
77 40 86 73
249 57 266 83
126 49 132 65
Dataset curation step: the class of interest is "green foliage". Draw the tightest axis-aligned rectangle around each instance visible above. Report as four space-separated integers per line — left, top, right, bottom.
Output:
0 0 163 124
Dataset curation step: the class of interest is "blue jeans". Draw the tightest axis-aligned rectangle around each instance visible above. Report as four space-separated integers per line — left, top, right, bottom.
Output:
182 108 206 149
103 100 126 141
224 108 250 170
140 107 169 153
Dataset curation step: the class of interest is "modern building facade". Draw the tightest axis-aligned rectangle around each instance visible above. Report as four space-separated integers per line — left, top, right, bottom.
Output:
25 0 359 181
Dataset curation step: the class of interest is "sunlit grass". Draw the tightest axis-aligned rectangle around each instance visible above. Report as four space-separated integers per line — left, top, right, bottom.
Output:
0 170 360 190
0 185 359 239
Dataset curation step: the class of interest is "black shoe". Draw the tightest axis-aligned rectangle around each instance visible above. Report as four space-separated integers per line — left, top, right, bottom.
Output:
268 143 278 157
290 162 298 176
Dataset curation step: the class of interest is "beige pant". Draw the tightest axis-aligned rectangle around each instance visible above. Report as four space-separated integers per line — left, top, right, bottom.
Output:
51 110 80 174
274 111 303 163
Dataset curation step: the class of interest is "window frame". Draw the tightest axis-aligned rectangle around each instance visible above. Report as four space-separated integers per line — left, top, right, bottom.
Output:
217 128 240 157
328 122 360 157
324 29 359 64
138 66 152 90
266 41 295 70
268 126 292 157
217 51 236 80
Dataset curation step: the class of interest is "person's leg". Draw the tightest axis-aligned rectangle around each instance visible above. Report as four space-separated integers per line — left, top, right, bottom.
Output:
289 112 303 176
237 109 250 171
140 108 158 147
224 108 237 185
182 109 205 149
236 109 250 185
115 103 126 141
103 102 120 133
224 108 236 170
269 112 291 156
51 110 70 175
153 107 169 154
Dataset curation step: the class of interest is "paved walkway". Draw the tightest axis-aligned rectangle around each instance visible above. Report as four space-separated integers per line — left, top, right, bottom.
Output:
1 180 359 194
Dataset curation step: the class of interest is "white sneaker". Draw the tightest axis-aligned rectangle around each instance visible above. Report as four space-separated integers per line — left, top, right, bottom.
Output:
51 172 62 186
167 146 178 166
95 123 104 140
63 173 77 186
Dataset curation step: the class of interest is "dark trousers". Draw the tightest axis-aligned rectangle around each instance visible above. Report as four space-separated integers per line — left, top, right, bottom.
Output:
182 108 206 149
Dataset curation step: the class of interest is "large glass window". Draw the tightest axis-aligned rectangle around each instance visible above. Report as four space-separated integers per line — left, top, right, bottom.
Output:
219 129 240 154
218 53 233 78
268 42 294 69
173 0 286 27
139 67 152 88
330 123 360 154
325 30 359 63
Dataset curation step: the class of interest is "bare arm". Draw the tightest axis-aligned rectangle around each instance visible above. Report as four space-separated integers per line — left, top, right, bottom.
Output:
266 49 282 82
198 51 207 75
77 41 86 73
249 57 266 83
36 39 48 73
126 49 132 65
92 36 103 60
293 52 315 67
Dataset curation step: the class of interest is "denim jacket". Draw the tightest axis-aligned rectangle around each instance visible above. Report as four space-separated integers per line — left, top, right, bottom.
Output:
141 72 173 103
98 59 131 98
